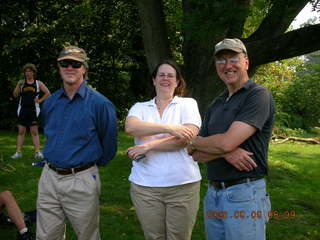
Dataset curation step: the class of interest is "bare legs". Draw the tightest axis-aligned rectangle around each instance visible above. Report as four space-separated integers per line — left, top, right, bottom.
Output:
0 191 26 231
16 125 26 152
15 125 41 153
30 125 40 152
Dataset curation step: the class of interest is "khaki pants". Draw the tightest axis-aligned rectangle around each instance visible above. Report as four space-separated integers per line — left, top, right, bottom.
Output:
131 181 200 240
36 164 101 240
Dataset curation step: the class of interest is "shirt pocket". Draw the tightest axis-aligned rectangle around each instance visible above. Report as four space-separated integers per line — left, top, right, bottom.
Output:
69 115 95 145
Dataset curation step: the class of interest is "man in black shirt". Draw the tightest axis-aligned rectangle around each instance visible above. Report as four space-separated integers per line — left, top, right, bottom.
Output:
188 38 275 240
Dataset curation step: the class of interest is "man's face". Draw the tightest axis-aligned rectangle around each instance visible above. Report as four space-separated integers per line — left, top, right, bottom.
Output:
215 51 249 86
58 60 86 86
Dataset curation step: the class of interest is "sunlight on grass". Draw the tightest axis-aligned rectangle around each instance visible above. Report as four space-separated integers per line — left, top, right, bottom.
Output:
269 157 300 172
1 130 319 240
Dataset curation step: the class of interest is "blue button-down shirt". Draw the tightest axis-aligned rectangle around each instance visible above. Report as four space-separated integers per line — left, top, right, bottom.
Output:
42 82 117 168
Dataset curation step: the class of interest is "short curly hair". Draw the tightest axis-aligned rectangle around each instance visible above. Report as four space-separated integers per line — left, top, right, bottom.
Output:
23 63 37 74
22 63 37 80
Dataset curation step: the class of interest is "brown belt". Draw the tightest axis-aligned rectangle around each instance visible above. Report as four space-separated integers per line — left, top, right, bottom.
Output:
210 177 263 189
48 163 95 175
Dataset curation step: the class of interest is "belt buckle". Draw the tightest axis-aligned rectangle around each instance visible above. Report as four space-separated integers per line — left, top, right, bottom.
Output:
56 167 71 175
49 164 71 175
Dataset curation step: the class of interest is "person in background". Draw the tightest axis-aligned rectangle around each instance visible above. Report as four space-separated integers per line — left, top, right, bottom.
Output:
0 190 35 240
188 38 275 240
11 63 51 159
125 59 202 240
36 46 117 240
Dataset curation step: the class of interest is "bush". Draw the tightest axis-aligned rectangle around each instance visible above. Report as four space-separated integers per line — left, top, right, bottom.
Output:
281 63 320 129
255 58 320 130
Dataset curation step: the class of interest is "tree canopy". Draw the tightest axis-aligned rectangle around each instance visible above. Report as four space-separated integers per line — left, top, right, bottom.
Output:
137 0 320 113
1 0 319 129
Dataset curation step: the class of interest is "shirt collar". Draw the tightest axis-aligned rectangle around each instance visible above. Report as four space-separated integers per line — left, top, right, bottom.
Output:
242 79 254 90
76 82 87 98
218 79 254 100
58 81 88 99
146 96 180 107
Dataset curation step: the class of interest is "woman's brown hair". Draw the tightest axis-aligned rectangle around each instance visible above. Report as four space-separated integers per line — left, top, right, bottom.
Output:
151 60 187 97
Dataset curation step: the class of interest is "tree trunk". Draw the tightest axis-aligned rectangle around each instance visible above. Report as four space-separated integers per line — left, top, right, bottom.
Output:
136 0 172 73
136 0 320 115
182 0 250 115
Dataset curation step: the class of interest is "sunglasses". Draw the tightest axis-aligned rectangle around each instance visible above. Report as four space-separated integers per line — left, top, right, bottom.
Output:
58 60 83 69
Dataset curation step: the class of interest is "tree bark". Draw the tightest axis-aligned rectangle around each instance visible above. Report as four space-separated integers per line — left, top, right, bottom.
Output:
249 0 309 41
136 0 320 115
248 24 320 72
136 0 172 73
182 0 251 114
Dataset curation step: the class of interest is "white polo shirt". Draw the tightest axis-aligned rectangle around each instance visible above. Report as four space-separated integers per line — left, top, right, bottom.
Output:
127 96 202 187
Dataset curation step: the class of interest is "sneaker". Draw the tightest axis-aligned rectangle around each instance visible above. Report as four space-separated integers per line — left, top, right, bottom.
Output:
17 231 35 240
11 152 22 159
34 151 44 159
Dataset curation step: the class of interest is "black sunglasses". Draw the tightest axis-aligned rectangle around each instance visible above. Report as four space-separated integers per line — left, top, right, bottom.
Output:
58 60 83 69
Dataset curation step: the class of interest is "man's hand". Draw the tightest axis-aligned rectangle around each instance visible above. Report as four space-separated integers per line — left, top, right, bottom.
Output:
224 148 256 171
187 136 201 155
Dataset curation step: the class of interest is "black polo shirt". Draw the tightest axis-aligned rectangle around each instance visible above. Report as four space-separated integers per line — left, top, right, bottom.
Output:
200 80 275 181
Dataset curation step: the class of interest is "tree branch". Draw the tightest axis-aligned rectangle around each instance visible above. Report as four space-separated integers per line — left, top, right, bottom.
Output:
225 0 251 37
272 135 320 144
247 24 320 70
249 0 309 41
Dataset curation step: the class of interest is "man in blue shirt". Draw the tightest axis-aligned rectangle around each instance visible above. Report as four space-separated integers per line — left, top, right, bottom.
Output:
36 46 117 240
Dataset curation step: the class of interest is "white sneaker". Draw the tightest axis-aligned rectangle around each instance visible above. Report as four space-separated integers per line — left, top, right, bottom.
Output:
34 151 44 159
11 152 22 159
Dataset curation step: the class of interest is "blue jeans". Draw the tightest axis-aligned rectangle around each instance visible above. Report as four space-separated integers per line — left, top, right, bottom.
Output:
204 178 271 240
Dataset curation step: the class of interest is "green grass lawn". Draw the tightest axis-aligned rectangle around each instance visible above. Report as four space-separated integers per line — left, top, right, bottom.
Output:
0 130 319 239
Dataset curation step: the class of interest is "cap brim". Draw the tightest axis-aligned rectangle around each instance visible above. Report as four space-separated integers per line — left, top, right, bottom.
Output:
215 47 244 55
57 56 85 62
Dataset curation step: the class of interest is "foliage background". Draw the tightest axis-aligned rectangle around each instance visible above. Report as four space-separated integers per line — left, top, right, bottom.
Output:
0 0 151 129
1 0 319 131
254 53 320 130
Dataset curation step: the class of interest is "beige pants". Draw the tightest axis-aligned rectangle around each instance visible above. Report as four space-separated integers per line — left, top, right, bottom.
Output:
36 164 101 240
130 181 200 240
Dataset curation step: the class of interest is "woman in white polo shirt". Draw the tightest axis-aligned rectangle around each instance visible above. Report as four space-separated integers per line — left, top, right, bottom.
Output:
125 60 202 240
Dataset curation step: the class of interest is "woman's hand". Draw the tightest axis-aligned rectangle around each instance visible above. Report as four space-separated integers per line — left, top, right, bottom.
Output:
168 125 194 140
17 80 24 87
127 144 149 161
